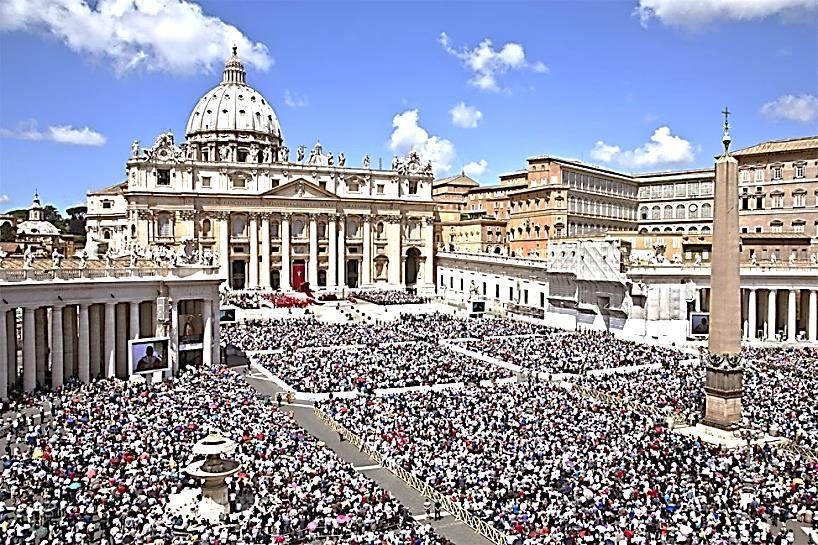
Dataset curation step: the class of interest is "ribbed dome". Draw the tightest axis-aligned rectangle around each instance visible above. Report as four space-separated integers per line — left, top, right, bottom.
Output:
185 47 282 140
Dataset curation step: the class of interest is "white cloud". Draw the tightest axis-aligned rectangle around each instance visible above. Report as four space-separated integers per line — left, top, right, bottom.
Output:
0 195 10 205
0 0 273 75
463 160 488 178
590 126 694 169
389 110 456 175
449 102 483 128
635 0 816 28
283 90 308 108
761 94 818 123
0 119 106 146
439 32 548 92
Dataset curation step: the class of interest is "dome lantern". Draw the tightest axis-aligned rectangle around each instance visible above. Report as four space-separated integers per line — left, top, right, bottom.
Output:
223 44 246 85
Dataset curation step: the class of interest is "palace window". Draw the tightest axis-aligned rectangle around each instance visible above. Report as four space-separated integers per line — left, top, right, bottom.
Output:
676 204 686 219
793 190 806 208
740 170 750 183
772 166 782 180
701 203 712 218
770 220 783 233
792 220 805 233
795 164 805 178
771 192 784 209
755 169 764 182
102 200 112 209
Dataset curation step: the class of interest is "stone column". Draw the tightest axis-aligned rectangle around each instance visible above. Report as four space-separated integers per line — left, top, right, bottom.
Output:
694 290 702 312
249 213 259 288
50 306 64 389
6 311 16 391
787 289 797 342
104 302 116 378
23 307 36 393
0 309 8 400
89 304 101 379
767 289 777 340
130 301 140 341
35 308 48 388
281 213 291 290
423 217 435 288
388 218 402 286
202 298 213 366
747 289 757 341
116 303 127 378
337 215 346 288
219 214 230 282
327 216 337 288
211 289 221 365
308 214 318 286
362 215 372 286
63 306 76 381
260 214 271 288
78 304 90 383
808 290 817 342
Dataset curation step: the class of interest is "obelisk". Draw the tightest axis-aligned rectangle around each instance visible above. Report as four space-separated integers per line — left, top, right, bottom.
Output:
701 108 743 429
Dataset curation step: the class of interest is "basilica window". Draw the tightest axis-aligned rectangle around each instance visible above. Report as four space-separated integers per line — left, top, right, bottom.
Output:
318 222 327 238
347 219 359 237
201 218 212 238
233 175 246 189
651 206 661 220
663 205 673 219
157 169 170 186
201 176 211 188
376 222 385 239
103 229 112 240
271 221 280 239
676 204 686 219
639 207 648 221
157 213 173 238
231 215 247 237
347 179 360 192
292 219 305 238
408 179 419 194
701 203 712 218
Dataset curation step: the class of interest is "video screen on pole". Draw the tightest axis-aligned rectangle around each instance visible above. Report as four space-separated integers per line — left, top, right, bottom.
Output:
219 308 236 323
129 337 170 375
690 312 710 336
471 301 486 313
178 314 203 345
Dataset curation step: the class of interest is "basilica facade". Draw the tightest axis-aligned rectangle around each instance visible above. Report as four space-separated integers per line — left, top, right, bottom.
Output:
86 48 436 293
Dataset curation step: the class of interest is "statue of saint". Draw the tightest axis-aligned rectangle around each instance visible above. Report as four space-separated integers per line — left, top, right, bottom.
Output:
131 140 140 158
281 146 289 163
362 154 370 169
51 248 64 269
338 152 345 167
104 247 115 268
78 249 88 269
23 246 34 269
262 146 272 163
297 145 306 163
218 145 230 162
327 152 334 166
248 144 259 163
391 155 400 171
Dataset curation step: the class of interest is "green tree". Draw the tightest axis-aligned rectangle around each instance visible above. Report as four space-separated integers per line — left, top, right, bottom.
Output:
66 205 87 235
0 223 15 242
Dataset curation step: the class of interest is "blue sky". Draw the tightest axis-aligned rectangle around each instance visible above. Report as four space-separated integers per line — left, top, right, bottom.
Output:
1 0 816 212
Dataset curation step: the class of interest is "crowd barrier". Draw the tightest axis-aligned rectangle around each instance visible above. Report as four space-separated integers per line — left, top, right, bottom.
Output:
314 407 507 545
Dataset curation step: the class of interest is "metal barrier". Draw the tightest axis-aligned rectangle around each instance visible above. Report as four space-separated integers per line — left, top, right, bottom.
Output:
314 407 507 545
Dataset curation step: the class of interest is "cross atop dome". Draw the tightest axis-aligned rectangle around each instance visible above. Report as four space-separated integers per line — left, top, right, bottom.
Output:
223 45 246 85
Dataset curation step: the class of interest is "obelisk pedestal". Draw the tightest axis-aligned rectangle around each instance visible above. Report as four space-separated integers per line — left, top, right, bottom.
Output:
701 113 743 430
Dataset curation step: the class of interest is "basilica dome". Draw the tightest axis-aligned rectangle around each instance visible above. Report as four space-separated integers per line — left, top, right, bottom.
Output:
185 47 282 142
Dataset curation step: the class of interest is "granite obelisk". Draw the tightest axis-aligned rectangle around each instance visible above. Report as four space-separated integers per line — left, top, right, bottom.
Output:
701 108 743 429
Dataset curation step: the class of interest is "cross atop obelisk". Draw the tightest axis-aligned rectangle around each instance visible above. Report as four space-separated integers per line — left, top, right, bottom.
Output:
702 107 743 430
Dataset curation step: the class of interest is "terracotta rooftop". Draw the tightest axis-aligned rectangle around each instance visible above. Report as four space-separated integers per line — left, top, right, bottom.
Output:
89 181 127 196
732 136 818 157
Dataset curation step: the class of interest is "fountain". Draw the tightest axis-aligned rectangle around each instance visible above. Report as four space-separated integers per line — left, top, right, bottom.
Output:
185 433 241 508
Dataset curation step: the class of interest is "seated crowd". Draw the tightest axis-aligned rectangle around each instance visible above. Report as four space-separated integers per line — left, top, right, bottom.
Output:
323 382 815 545
351 290 429 305
396 312 552 342
467 330 686 374
0 368 452 545
220 290 262 309
257 342 510 393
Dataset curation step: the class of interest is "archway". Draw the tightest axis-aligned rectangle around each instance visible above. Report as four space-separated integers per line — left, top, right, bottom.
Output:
405 247 421 285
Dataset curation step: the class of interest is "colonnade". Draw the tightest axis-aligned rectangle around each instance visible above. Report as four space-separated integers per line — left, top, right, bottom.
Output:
742 287 818 342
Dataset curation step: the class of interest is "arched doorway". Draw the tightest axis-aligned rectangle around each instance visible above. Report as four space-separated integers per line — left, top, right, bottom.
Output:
405 247 421 285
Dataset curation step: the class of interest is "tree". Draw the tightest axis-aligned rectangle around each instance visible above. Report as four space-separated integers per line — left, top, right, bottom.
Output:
66 206 87 236
0 223 15 242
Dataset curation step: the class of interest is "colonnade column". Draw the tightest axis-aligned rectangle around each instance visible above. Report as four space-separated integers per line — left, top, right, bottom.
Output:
116 303 127 377
63 306 77 380
23 307 36 392
249 213 259 289
308 214 318 286
5 311 15 392
362 215 372 286
202 298 213 366
50 305 64 389
281 213 291 291
767 289 777 340
809 290 817 342
104 302 116 378
219 213 230 283
747 288 757 341
327 216 337 288
0 310 8 400
78 304 90 383
260 214 271 288
387 218 401 286
423 217 434 286
130 301 141 341
35 308 48 388
337 215 346 288
787 289 797 342
89 305 101 379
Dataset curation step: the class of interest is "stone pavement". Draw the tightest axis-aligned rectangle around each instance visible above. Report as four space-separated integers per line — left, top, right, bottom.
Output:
244 373 497 545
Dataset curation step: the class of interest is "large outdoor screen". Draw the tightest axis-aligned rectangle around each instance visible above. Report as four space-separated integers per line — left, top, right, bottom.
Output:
178 314 203 346
690 312 710 336
129 337 171 375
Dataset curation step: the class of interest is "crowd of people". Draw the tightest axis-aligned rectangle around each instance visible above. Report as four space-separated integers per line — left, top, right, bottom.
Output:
351 291 429 306
467 330 686 374
257 342 510 393
323 381 817 544
0 368 453 545
395 312 552 342
220 290 263 309
263 294 312 309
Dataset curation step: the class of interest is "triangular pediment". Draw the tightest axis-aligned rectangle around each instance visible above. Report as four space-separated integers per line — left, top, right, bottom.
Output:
262 178 338 200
